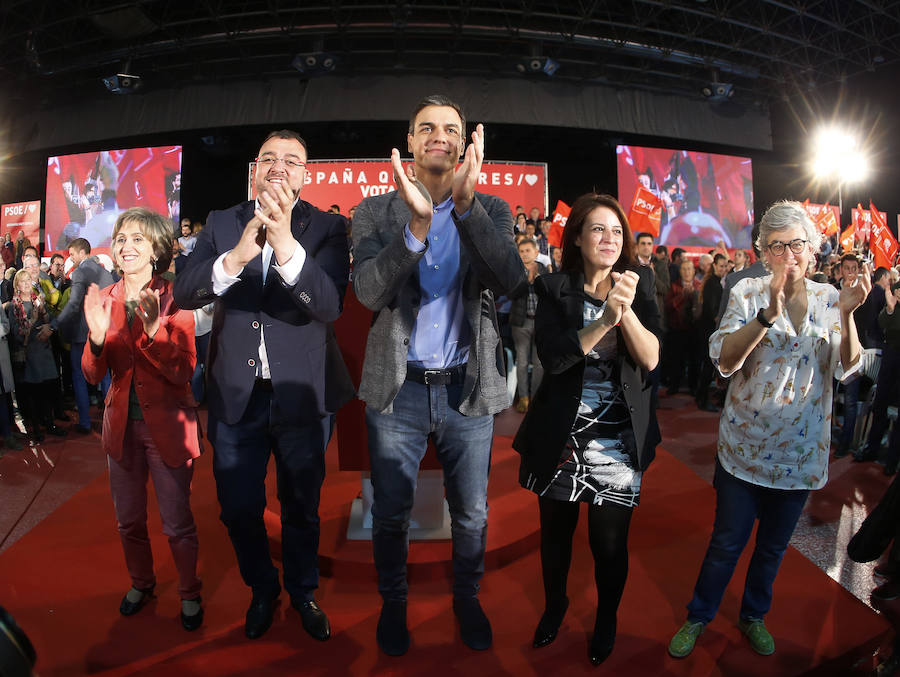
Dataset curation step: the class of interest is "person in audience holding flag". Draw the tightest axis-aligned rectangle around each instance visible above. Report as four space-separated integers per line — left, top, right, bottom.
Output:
514 192 660 666
668 200 868 659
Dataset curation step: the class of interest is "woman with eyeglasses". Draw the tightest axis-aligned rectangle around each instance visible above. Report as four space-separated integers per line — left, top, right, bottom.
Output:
668 201 869 659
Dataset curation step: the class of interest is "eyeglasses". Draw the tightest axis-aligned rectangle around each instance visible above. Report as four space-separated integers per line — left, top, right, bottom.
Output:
766 238 807 256
255 156 306 170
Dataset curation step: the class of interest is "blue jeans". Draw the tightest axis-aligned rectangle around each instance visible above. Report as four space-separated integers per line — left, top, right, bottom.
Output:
71 341 110 429
686 459 809 624
366 379 493 601
208 384 331 603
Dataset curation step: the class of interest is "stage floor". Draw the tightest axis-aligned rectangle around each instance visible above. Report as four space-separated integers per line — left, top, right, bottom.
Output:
0 394 892 675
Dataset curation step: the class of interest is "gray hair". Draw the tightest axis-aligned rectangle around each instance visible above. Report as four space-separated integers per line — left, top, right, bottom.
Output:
756 200 821 254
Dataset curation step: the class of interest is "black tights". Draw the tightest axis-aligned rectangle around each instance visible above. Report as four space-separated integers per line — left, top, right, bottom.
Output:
538 495 633 635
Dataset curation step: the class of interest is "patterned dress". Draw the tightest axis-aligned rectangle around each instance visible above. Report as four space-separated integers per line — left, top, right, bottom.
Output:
522 298 641 507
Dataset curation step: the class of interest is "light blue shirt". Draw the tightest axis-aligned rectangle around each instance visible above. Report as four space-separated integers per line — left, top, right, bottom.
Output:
403 197 470 368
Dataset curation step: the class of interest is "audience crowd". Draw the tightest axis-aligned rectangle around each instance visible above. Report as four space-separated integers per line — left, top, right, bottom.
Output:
4 132 900 669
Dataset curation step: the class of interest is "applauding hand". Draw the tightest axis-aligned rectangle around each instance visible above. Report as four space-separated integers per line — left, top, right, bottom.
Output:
84 283 112 347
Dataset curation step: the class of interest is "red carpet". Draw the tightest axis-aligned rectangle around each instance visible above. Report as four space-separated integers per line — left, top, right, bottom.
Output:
0 420 889 676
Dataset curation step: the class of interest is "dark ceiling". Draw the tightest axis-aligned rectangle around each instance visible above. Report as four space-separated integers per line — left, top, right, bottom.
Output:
2 0 900 109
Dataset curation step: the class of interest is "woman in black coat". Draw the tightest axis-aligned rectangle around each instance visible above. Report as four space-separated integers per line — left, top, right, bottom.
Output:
513 193 661 666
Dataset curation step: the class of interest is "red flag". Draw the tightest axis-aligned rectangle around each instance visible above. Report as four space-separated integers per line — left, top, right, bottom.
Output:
853 203 871 243
870 200 898 269
818 202 839 236
840 224 856 253
627 186 662 237
547 200 570 249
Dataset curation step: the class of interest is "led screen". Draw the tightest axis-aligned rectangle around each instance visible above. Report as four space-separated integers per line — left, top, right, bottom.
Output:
45 146 182 253
617 145 754 249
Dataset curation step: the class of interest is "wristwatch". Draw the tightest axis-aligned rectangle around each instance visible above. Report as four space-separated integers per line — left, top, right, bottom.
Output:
756 307 775 328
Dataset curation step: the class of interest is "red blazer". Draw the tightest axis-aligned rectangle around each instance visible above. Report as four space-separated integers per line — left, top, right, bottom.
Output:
82 276 201 467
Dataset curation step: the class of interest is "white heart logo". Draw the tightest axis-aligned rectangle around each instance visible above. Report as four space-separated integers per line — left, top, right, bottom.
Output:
524 174 538 186
28 204 36 213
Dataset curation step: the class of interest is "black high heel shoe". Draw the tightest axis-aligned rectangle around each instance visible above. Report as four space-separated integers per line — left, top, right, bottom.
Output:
589 616 616 666
532 597 569 648
181 596 204 631
119 586 155 616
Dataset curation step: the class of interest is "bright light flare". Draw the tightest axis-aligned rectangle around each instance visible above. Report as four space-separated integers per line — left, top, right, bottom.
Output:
811 125 869 184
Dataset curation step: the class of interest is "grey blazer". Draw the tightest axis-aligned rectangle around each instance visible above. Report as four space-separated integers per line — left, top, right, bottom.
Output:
352 190 525 415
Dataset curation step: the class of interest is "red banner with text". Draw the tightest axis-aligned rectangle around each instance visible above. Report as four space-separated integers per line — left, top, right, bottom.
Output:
1 200 41 250
802 201 841 236
250 159 548 219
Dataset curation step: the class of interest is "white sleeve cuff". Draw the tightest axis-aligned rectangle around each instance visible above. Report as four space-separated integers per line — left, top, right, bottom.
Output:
273 242 306 286
212 251 243 295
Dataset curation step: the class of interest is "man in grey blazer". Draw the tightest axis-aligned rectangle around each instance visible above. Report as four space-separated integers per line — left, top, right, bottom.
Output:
352 94 524 656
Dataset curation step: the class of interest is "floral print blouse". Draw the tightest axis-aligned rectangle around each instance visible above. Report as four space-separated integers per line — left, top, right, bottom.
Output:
710 275 856 490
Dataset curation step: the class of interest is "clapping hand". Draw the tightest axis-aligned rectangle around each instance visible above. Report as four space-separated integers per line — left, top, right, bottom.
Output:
84 283 112 347
391 147 433 241
601 271 639 326
255 179 297 265
136 287 161 339
451 123 485 216
839 263 872 315
887 286 899 314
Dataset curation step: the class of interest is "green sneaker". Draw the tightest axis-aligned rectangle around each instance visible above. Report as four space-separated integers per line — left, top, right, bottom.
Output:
668 620 705 658
738 618 775 655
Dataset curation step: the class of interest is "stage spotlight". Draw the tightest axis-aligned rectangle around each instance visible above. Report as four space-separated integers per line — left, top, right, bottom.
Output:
811 125 867 183
515 56 559 76
810 124 870 212
103 72 142 94
701 82 734 101
291 52 338 75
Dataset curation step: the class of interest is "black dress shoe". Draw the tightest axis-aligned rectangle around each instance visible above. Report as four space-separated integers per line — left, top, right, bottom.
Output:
181 597 204 631
294 600 330 641
377 599 410 656
533 597 569 648
245 588 280 640
119 586 155 616
453 597 492 651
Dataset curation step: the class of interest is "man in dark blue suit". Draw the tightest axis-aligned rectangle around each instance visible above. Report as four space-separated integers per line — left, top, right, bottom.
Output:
174 130 350 641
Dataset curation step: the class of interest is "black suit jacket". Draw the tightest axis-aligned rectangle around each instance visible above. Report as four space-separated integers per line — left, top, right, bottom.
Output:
52 258 115 343
173 199 351 426
513 266 662 485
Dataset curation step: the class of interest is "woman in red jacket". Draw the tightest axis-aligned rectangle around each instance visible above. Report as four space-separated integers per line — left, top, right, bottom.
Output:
82 207 203 631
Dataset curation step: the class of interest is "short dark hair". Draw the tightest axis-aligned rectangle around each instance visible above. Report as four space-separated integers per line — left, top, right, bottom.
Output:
635 232 653 243
671 247 685 261
50 253 64 264
840 253 860 266
713 253 727 264
560 193 635 274
874 266 890 283
518 238 538 249
408 94 466 135
68 238 91 255
262 129 308 154
656 245 669 256
23 245 38 257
